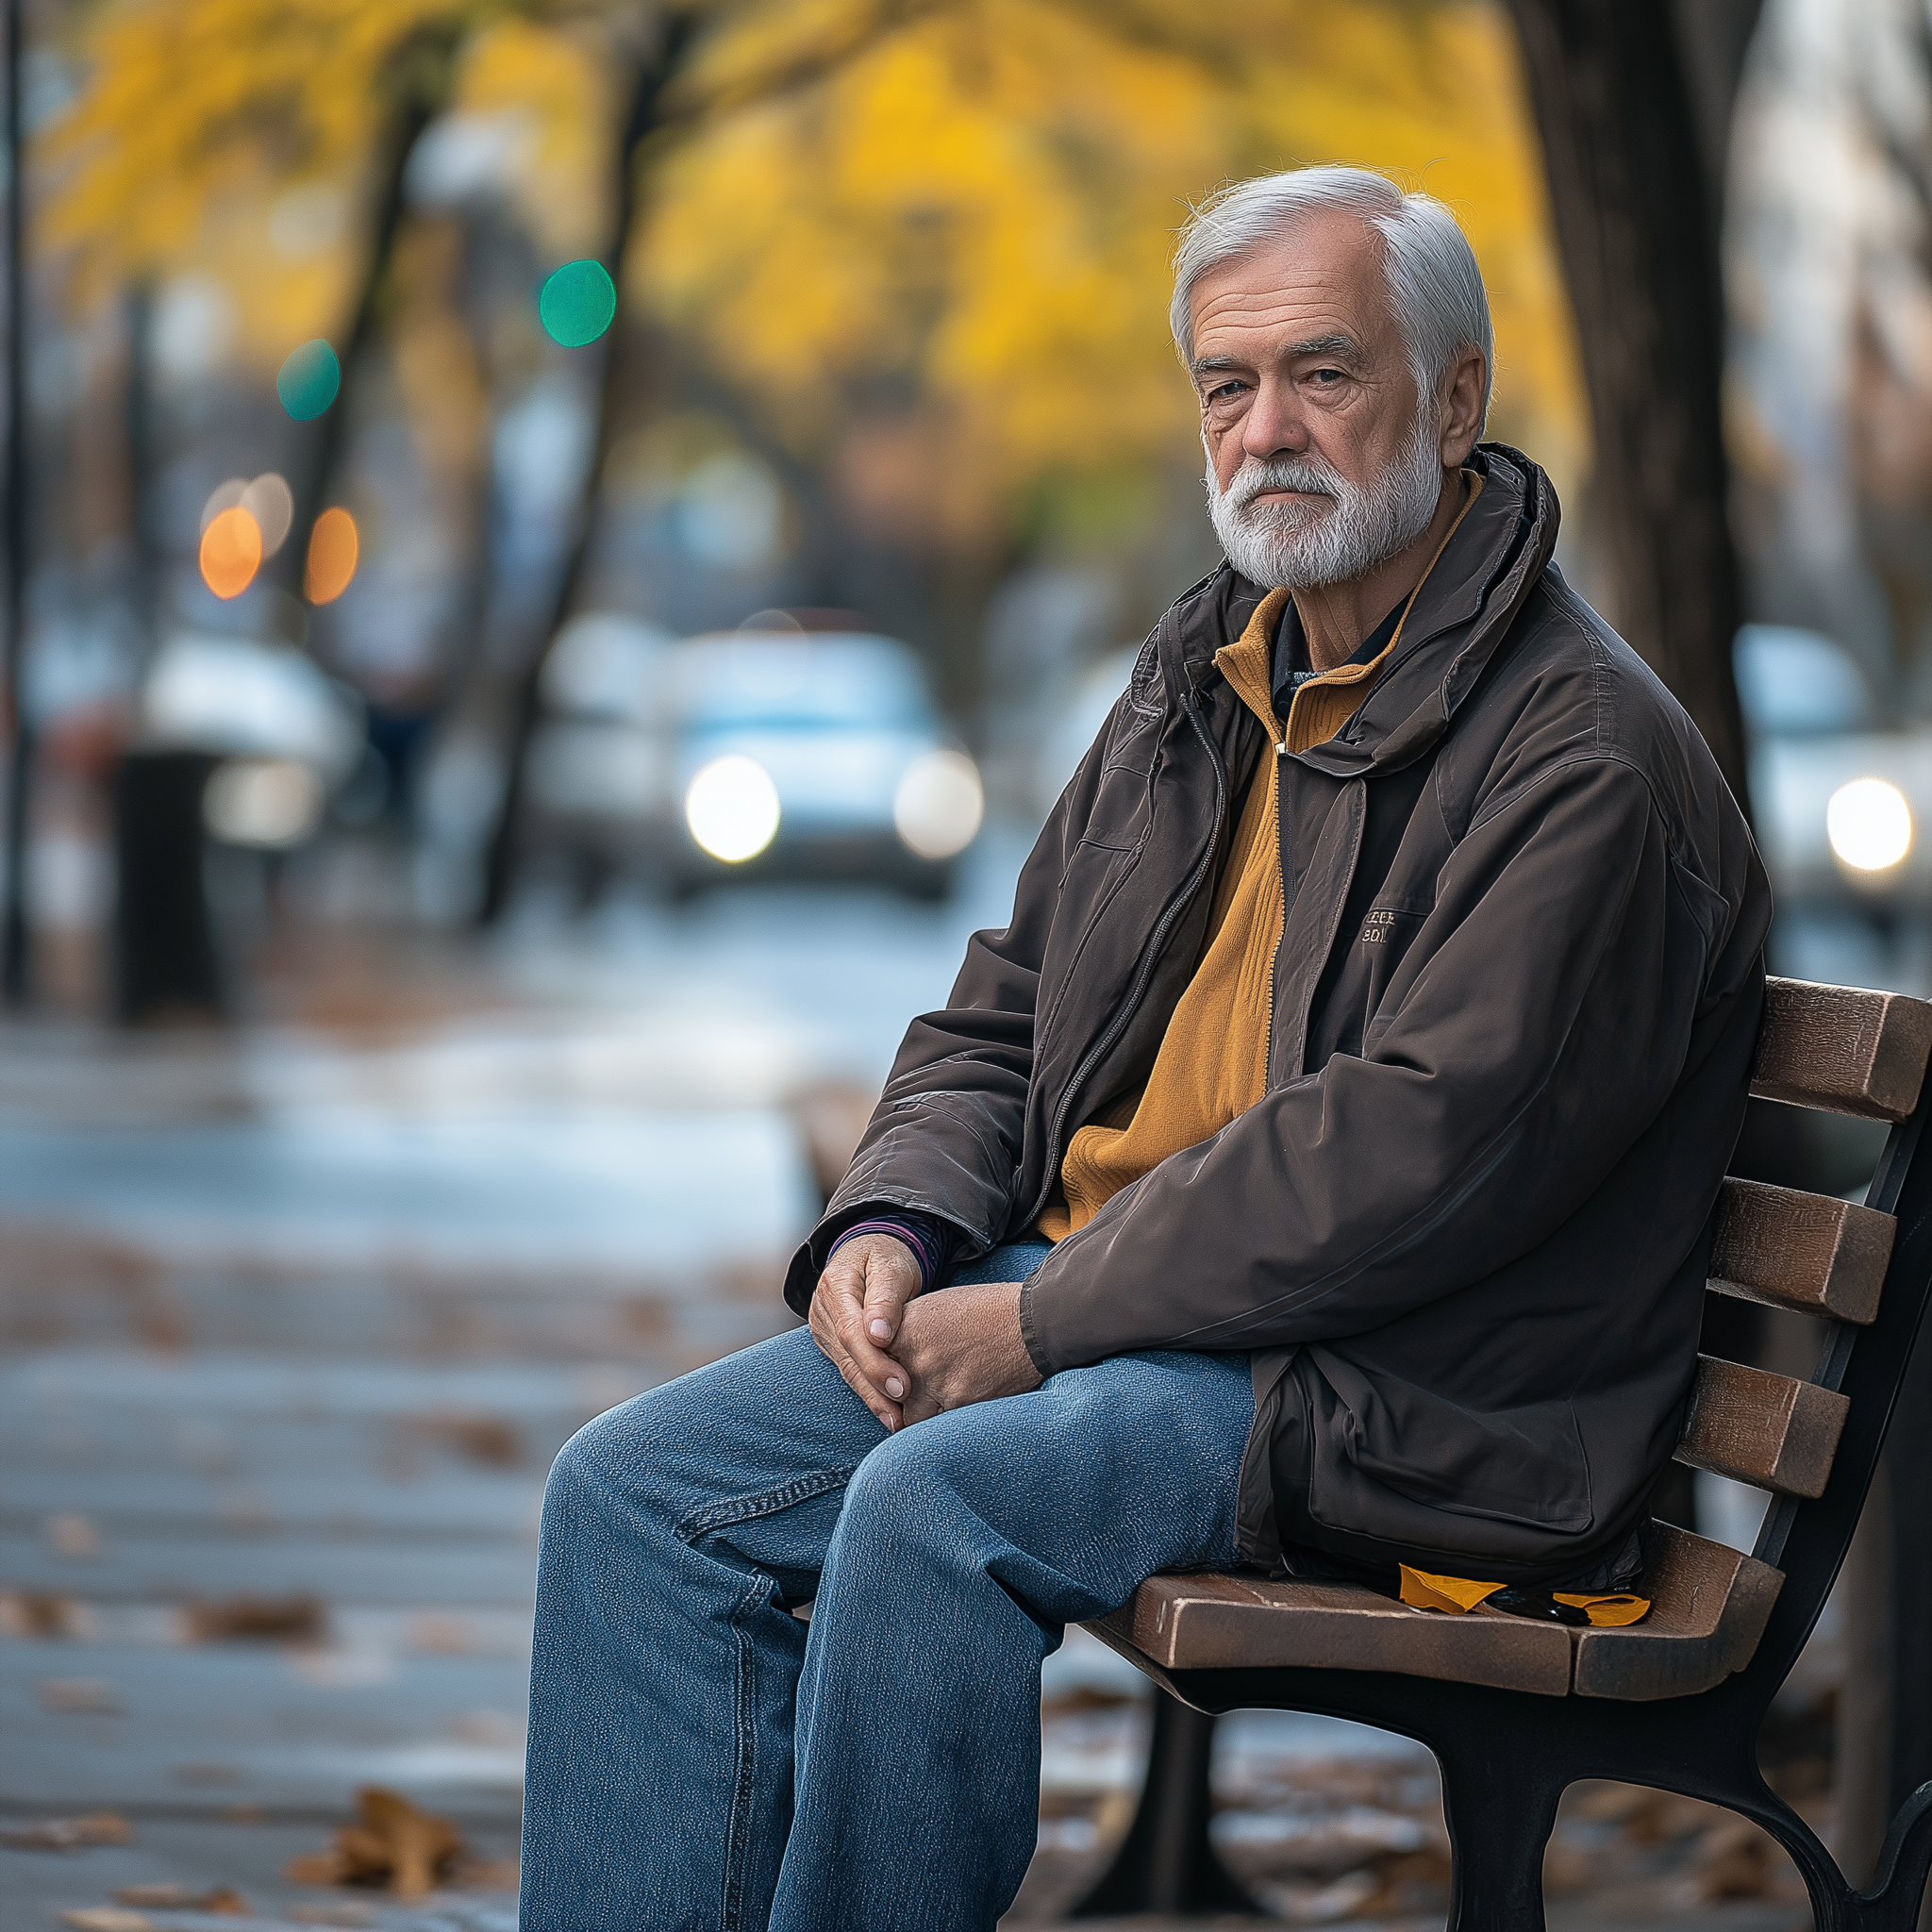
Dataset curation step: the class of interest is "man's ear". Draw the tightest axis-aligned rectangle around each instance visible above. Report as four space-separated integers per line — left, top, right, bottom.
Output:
1439 347 1488 467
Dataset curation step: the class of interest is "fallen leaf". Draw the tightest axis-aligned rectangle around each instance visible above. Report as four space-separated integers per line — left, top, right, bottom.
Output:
58 1909 152 1931
285 1789 463 1900
410 1412 522 1468
1696 1817 1777 1901
454 1857 520 1890
40 1676 124 1713
2 1812 135 1851
44 1513 100 1558
113 1886 249 1915
183 1594 325 1643
0 1589 77 1637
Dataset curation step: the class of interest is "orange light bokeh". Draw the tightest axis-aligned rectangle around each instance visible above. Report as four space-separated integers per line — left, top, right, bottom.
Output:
305 507 358 604
200 506 263 599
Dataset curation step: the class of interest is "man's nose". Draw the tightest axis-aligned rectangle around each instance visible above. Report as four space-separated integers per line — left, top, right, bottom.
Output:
1241 381 1307 462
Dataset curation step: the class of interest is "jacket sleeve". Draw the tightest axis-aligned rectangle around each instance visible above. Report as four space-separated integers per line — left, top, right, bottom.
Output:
1020 754 1761 1368
782 685 1129 1314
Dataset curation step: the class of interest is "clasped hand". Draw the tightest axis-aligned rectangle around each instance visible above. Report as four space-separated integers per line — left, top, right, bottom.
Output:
808 1234 1041 1431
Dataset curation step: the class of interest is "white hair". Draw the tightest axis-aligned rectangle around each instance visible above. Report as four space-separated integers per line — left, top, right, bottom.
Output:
1171 165 1493 427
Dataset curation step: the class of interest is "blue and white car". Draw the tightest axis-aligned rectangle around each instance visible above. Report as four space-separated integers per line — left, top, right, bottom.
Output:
1738 625 1932 907
524 621 981 901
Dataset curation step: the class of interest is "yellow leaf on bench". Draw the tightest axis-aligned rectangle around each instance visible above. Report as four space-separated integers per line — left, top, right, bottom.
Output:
1398 1566 1652 1626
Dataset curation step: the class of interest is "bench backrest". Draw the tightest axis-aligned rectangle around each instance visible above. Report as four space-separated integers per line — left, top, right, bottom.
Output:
1684 977 1932 1714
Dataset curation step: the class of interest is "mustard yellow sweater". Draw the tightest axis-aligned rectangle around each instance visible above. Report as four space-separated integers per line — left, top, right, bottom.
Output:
1039 484 1477 1242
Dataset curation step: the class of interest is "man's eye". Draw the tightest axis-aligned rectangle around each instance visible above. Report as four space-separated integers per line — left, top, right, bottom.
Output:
1207 381 1245 404
1310 368 1345 386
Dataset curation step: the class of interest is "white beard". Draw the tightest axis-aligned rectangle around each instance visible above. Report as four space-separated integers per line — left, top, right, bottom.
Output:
1205 415 1445 590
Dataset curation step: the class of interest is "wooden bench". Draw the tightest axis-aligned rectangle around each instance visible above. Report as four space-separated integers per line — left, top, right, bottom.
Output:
1071 976 1932 1931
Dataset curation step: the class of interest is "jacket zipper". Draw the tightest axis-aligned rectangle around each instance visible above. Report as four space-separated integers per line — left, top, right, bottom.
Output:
1021 682 1232 1233
1264 734 1284 1088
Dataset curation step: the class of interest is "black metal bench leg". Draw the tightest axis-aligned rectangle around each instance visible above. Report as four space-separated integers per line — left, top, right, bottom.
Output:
1437 1741 1561 1932
1065 1689 1262 1917
1848 1779 1932 1931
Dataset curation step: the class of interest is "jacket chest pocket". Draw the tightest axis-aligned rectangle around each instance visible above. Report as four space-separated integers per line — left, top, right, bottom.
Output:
1357 905 1426 1045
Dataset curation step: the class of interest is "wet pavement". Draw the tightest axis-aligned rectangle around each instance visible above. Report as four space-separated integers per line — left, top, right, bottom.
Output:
1 840 1827 1929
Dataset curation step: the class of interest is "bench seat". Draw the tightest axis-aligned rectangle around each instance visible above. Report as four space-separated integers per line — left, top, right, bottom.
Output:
1087 1520 1783 1703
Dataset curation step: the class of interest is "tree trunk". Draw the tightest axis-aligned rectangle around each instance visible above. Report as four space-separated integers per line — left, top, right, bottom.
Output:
4 0 30 1004
270 24 462 602
477 7 699 924
1500 0 1754 810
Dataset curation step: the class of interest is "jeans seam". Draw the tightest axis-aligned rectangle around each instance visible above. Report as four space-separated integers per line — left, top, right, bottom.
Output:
718 1571 768 1932
675 1465 862 1543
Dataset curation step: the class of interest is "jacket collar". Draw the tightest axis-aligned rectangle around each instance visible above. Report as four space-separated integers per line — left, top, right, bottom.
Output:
1162 443 1560 773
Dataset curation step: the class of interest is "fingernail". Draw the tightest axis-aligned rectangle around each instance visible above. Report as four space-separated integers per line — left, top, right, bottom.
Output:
885 1376 904 1399
870 1319 891 1341
882 1414 895 1432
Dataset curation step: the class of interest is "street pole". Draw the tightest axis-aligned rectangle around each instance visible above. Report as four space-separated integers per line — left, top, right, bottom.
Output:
3 0 29 1005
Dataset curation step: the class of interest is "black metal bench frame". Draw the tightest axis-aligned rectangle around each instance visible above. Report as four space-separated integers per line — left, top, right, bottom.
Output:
1073 1038 1932 1929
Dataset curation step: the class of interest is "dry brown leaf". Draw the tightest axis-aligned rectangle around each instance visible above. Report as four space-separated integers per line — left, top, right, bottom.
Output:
1 1589 78 1637
2 1812 135 1851
409 1412 522 1468
183 1594 325 1643
455 1857 520 1890
40 1676 124 1713
1695 1817 1777 1901
44 1513 100 1557
285 1788 463 1900
113 1886 248 1914
284 1853 350 1888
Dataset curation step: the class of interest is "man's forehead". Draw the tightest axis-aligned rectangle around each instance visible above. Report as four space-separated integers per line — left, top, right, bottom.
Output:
1188 216 1393 361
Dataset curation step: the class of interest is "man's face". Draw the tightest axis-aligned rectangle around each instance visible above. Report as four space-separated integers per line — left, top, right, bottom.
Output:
1189 210 1449 589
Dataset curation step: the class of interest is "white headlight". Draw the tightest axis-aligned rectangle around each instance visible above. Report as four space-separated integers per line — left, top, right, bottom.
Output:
685 755 780 862
1826 776 1913 873
203 758 324 848
893 750 983 860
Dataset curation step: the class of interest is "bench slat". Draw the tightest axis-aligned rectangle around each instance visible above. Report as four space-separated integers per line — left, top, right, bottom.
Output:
1088 1523 1782 1704
1750 976 1932 1121
1087 1569 1574 1696
1673 1355 1849 1498
1572 1520 1784 1701
1707 1177 1893 1324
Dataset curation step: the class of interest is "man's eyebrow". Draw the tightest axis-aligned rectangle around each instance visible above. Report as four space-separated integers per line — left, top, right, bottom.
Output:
1189 333 1363 383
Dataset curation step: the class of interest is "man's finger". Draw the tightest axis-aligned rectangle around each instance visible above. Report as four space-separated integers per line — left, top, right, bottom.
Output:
836 1236 918 1346
808 1294 902 1430
814 1236 919 1392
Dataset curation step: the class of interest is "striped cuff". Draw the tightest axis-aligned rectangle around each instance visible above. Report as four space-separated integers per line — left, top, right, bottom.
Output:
826 1211 959 1293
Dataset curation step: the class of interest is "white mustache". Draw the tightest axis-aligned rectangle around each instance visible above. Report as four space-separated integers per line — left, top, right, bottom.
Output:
1222 458 1341 511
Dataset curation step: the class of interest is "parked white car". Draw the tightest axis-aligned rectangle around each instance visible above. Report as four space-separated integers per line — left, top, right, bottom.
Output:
525 619 982 901
1737 625 1932 906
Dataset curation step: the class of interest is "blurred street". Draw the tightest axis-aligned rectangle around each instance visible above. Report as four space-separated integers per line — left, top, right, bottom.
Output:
0 845 1023 1931
0 838 1831 1932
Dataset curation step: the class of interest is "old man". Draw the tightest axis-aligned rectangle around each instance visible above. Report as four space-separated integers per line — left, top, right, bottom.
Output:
520 165 1770 1931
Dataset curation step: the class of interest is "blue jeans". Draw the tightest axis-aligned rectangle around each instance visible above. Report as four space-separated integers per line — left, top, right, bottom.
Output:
518 1241 1256 1932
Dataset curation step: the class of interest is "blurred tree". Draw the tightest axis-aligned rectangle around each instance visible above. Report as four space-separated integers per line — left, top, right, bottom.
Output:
41 0 1589 925
644 0 1587 575
42 0 507 593
1500 0 1759 808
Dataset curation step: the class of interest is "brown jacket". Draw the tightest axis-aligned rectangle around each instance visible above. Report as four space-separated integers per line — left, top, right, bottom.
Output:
784 446 1772 1588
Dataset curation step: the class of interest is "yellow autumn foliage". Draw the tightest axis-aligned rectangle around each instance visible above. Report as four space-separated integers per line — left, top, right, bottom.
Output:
645 0 1588 533
39 0 1586 544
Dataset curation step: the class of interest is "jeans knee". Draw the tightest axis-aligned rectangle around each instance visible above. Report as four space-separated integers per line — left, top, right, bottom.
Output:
834 1428 960 1559
541 1386 683 1541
